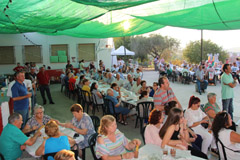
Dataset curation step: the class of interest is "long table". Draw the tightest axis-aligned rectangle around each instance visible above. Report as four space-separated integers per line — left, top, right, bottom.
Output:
137 144 204 160
26 126 84 157
95 81 153 106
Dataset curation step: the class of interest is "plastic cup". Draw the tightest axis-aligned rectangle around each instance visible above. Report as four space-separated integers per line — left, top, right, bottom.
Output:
170 148 176 157
162 147 168 155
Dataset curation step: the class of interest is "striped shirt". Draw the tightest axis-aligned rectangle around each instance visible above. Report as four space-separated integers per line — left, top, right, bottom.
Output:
153 87 176 106
95 129 129 159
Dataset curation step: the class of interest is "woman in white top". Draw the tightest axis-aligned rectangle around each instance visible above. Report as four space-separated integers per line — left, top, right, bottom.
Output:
184 96 212 154
212 112 240 160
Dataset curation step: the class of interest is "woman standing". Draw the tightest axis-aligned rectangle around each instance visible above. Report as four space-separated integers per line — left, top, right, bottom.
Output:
184 96 212 154
95 115 141 160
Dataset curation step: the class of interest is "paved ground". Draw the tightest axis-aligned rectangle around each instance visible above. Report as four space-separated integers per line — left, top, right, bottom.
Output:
143 70 240 121
22 70 240 160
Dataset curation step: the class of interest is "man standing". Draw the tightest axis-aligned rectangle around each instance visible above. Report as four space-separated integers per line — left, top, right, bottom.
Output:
13 62 24 72
153 77 182 111
0 113 41 160
37 67 55 105
11 71 32 127
221 64 237 119
66 60 73 71
196 65 208 95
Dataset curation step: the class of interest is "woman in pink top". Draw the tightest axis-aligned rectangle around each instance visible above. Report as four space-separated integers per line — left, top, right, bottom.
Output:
144 109 164 146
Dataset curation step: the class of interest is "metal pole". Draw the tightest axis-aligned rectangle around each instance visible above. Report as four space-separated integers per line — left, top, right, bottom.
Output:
201 30 203 65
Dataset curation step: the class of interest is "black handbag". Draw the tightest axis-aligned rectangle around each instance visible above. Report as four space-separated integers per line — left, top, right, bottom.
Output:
201 123 209 129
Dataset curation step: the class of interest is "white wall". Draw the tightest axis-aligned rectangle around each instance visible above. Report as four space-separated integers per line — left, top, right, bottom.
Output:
0 33 112 74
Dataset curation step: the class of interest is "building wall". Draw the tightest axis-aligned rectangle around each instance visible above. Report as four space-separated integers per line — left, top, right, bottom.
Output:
0 33 112 74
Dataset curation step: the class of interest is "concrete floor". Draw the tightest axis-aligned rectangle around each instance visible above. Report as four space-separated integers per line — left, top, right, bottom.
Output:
23 70 240 160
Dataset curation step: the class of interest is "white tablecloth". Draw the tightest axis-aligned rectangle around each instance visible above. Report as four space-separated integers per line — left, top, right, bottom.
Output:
1 102 9 128
26 126 84 157
95 81 153 106
135 144 204 160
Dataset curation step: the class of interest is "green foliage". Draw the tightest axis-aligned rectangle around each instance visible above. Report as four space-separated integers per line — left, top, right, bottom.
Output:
183 40 228 64
113 34 180 63
113 37 131 50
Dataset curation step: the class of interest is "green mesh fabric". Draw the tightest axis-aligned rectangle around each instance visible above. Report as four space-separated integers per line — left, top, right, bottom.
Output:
71 0 158 10
0 0 239 38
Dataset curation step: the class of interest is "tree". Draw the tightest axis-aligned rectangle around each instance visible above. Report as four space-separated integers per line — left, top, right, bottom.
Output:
130 34 180 62
130 36 148 62
113 34 180 62
113 37 131 50
183 40 228 64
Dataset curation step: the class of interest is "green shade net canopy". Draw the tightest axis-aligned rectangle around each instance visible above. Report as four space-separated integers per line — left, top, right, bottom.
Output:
0 0 239 38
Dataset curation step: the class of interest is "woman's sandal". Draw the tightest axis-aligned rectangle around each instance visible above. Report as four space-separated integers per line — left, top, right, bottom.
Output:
123 122 128 125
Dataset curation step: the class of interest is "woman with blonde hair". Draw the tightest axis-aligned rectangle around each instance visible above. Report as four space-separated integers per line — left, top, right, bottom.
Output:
95 115 141 160
35 121 76 157
54 149 75 160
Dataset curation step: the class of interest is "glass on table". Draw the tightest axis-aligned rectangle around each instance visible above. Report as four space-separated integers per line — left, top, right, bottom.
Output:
170 148 176 158
162 146 168 155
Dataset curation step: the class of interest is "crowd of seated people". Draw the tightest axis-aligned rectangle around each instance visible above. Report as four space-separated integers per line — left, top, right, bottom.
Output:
155 59 240 90
4 58 239 160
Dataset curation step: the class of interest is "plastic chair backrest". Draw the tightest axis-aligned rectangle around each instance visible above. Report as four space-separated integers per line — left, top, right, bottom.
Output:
43 152 57 160
90 116 100 132
141 125 147 145
136 101 154 119
88 133 101 160
81 90 92 103
183 71 189 77
216 137 240 160
103 98 116 115
0 153 5 160
209 71 215 79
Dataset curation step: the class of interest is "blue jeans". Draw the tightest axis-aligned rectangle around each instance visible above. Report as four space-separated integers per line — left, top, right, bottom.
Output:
30 89 37 115
196 80 208 93
15 109 29 129
222 98 233 119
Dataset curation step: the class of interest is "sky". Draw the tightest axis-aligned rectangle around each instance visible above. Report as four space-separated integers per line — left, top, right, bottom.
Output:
144 26 240 52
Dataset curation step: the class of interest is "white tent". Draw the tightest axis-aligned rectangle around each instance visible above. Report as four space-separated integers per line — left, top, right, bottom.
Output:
111 46 135 56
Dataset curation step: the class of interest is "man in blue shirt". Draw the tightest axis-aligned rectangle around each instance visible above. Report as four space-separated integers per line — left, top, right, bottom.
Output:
0 113 41 160
105 89 130 125
11 71 32 127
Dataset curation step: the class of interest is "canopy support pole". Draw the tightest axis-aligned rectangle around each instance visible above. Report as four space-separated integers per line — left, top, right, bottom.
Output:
201 30 203 65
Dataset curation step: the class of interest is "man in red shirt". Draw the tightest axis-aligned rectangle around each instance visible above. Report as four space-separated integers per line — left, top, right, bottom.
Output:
13 63 25 72
37 67 54 105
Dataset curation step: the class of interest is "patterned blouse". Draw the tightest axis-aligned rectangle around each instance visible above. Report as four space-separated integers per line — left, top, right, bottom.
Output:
95 129 129 159
203 102 220 122
26 115 51 130
71 113 95 149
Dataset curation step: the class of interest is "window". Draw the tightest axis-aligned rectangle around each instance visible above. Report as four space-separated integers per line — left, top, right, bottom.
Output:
51 44 68 57
51 44 68 63
24 45 42 63
78 43 95 61
0 46 15 64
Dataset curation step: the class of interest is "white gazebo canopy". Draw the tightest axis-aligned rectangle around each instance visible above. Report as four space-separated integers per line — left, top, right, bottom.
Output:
111 46 135 56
